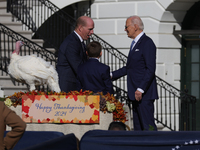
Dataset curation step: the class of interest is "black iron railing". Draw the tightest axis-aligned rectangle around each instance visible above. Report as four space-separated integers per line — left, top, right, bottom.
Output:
5 0 197 131
0 23 56 65
156 76 196 131
179 89 196 131
7 0 75 52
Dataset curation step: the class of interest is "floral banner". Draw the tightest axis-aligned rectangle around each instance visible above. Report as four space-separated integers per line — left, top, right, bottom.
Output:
22 95 100 123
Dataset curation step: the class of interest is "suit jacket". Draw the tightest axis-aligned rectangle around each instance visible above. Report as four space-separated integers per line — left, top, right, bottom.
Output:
56 31 87 92
77 58 114 95
0 102 26 150
112 33 158 101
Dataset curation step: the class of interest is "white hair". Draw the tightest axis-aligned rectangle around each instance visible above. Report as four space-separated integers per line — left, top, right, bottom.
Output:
128 15 144 30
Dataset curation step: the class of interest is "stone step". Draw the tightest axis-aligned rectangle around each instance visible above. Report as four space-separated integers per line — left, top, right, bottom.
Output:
127 122 165 131
46 48 56 53
1 21 23 31
0 14 13 22
0 0 41 7
0 76 14 86
0 1 6 7
0 75 50 97
0 8 6 14
31 39 44 46
0 28 33 39
124 105 166 131
1 86 28 97
1 40 44 50
156 123 166 131
0 1 6 14
0 76 25 87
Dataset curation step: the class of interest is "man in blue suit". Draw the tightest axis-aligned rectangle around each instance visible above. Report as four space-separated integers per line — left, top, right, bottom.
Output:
77 41 114 95
56 16 94 93
112 16 158 131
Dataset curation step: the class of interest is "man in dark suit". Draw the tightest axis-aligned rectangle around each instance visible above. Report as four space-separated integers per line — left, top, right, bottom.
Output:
56 16 94 93
112 16 158 131
77 41 114 95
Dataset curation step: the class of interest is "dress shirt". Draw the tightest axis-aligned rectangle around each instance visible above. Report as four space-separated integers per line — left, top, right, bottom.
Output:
131 31 144 49
74 31 83 42
132 31 145 93
74 31 87 60
111 31 145 94
89 57 99 61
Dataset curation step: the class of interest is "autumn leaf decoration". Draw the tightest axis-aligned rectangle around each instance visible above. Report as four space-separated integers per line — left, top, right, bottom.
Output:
4 90 128 123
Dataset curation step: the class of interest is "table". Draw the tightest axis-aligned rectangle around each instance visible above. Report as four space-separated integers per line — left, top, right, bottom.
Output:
6 106 113 140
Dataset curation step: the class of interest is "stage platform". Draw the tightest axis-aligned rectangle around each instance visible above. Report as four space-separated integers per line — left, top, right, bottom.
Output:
80 130 200 150
5 130 200 150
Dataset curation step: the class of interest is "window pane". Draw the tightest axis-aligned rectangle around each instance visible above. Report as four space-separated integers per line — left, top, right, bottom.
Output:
191 64 199 81
191 45 199 62
191 82 199 99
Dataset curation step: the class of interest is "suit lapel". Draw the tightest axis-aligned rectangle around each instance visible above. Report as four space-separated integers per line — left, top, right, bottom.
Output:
127 33 146 64
73 32 87 62
132 33 146 51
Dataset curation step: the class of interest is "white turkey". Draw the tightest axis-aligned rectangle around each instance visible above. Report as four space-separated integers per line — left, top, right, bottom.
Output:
8 41 61 92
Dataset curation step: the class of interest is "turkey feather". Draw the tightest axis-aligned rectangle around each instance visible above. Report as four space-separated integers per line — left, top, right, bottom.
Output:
8 41 61 92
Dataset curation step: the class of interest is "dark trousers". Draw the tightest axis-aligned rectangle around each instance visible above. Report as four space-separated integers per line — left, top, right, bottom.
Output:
59 81 76 93
132 99 157 131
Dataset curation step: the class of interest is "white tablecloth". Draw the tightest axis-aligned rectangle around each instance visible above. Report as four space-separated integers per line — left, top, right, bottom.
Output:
6 106 113 140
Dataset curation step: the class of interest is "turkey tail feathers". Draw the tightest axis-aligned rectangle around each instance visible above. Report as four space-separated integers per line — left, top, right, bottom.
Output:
47 77 61 93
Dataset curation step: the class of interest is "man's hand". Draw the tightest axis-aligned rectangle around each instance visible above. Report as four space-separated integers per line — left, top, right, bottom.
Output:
135 90 142 101
110 72 112 79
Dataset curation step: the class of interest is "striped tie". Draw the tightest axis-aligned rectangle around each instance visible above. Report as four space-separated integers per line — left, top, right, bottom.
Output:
130 40 135 51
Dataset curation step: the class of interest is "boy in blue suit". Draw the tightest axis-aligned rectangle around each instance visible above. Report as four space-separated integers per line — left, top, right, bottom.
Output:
77 41 114 95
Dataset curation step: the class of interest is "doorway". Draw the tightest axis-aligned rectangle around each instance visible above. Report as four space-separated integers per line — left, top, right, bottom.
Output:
181 36 200 130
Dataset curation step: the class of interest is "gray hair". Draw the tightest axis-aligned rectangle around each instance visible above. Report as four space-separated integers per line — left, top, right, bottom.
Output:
128 15 144 30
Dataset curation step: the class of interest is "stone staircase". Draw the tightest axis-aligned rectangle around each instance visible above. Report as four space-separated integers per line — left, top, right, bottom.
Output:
0 0 56 97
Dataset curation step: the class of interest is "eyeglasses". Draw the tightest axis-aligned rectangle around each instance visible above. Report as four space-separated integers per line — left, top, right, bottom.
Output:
125 25 131 29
